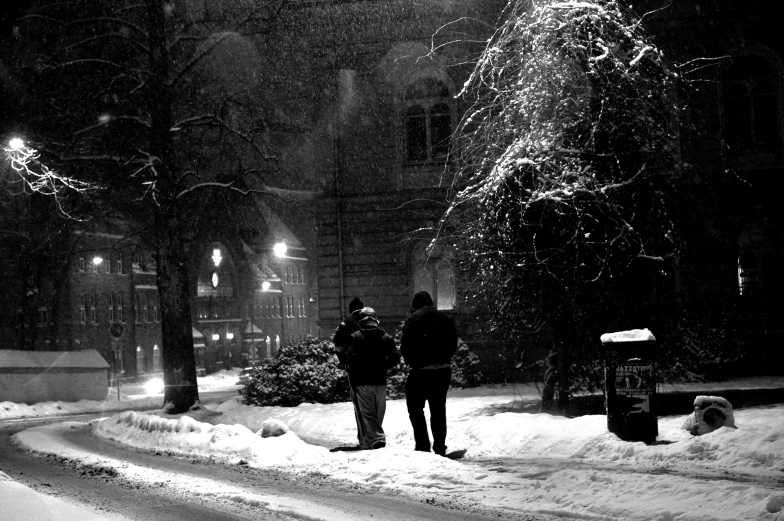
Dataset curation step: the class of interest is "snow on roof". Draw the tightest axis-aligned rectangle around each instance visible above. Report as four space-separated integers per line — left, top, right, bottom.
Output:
600 328 656 343
0 349 109 369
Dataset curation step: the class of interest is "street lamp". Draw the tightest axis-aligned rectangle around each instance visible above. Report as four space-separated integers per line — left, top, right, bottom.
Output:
261 281 271 291
8 138 24 150
92 256 103 266
273 242 287 259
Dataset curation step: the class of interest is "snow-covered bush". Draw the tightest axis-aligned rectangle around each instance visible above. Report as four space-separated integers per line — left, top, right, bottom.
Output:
239 337 350 407
240 332 483 407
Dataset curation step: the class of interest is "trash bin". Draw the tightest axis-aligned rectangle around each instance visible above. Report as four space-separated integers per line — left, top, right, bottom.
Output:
601 328 658 443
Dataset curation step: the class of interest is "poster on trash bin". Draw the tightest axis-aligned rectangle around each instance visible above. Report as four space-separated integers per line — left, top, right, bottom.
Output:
615 364 654 394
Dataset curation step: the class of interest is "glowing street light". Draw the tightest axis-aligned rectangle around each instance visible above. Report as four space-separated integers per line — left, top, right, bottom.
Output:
9 138 24 150
261 281 271 291
92 256 103 266
273 242 287 259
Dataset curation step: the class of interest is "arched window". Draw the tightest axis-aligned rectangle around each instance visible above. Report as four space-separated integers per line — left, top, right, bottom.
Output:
152 344 162 373
410 242 456 310
404 77 453 162
197 244 236 298
723 55 780 151
136 346 145 374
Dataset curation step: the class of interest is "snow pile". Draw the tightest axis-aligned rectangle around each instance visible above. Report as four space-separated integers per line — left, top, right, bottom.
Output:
96 410 325 467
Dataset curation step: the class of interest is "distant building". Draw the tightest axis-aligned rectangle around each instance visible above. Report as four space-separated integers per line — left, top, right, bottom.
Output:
0 199 316 377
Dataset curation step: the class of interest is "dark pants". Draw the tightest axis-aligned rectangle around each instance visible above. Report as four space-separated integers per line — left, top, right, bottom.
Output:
405 367 451 455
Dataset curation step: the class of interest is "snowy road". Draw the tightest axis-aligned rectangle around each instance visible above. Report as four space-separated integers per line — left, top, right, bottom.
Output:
1 416 552 521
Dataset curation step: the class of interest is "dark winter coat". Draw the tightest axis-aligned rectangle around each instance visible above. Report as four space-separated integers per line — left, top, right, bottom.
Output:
400 306 458 370
333 311 361 367
344 321 400 387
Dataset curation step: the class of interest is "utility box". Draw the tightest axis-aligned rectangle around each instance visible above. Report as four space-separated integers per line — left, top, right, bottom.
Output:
602 329 658 443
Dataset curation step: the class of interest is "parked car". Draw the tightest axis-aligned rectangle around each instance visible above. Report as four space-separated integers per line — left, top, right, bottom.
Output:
237 366 256 385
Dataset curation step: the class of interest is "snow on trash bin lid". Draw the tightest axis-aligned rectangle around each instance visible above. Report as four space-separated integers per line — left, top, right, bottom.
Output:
600 328 656 343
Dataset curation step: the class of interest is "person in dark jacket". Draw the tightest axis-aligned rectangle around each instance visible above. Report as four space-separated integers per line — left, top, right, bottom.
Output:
333 297 364 354
400 291 458 456
344 307 400 449
333 297 365 445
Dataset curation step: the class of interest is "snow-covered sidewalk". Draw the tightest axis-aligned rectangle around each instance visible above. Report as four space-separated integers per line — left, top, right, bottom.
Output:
5 375 784 521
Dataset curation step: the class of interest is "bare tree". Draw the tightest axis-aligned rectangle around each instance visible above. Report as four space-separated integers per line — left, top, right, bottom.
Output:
6 0 289 412
440 0 683 412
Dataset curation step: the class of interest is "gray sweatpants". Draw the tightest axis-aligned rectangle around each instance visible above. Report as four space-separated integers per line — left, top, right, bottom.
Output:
352 385 387 449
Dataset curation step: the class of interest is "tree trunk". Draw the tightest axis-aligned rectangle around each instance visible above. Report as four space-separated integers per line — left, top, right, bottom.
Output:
147 0 199 413
556 338 570 415
157 221 199 413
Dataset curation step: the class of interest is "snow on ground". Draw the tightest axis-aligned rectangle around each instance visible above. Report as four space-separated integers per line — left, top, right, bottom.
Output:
4 373 784 521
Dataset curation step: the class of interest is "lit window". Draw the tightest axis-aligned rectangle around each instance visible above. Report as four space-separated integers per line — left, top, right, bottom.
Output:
404 77 453 162
153 345 162 373
136 346 145 374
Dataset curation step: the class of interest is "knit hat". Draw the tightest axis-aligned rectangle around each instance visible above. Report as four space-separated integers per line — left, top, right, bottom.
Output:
410 291 434 313
348 297 364 315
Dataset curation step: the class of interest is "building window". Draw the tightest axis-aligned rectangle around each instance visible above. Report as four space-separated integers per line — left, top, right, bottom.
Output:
136 346 145 374
737 218 784 300
404 77 453 162
80 295 87 324
153 300 160 322
142 294 149 322
117 293 124 323
117 258 123 275
152 344 162 373
79 256 85 272
411 242 456 311
90 294 97 323
723 55 780 151
37 307 48 326
109 294 115 323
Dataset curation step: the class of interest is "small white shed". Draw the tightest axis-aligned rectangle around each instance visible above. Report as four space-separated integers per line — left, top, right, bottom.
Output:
0 349 109 404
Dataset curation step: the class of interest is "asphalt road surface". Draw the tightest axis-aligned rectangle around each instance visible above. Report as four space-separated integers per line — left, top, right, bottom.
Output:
0 414 558 521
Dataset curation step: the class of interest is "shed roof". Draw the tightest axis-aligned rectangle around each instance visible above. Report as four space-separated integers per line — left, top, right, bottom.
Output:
0 349 110 369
